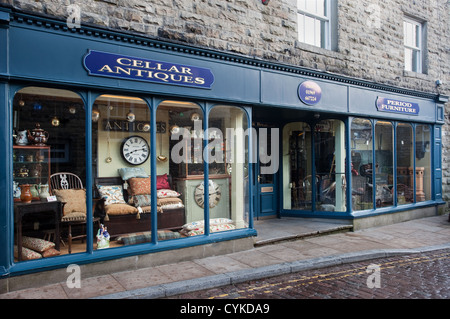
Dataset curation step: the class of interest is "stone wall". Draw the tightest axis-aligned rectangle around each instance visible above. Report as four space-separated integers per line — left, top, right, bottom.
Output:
1 0 449 205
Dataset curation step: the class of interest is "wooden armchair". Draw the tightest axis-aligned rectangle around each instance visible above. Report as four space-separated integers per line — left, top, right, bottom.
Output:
50 172 99 253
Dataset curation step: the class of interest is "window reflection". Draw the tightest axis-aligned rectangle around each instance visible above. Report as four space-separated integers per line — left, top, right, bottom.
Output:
396 123 413 205
12 87 86 261
314 120 346 212
374 121 394 208
351 118 373 211
415 124 431 201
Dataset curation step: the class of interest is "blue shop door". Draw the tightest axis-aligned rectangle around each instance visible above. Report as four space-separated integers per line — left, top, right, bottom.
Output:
253 127 278 219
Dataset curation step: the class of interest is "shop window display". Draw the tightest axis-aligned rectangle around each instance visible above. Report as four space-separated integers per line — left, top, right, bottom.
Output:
351 118 374 211
374 121 394 208
283 122 313 210
12 87 86 260
314 120 347 212
415 124 431 202
207 106 249 232
396 123 413 205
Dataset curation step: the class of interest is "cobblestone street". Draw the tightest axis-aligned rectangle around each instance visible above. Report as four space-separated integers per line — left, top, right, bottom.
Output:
169 249 450 299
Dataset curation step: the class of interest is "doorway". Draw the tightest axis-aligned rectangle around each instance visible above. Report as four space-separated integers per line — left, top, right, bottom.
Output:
253 124 279 219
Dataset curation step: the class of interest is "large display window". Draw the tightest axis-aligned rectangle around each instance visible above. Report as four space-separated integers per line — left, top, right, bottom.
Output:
12 87 87 261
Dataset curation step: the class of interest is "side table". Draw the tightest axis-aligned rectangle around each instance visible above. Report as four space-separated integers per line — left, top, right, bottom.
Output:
14 201 63 261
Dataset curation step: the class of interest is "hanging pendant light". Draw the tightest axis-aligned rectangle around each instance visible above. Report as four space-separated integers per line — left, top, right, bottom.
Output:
126 109 135 122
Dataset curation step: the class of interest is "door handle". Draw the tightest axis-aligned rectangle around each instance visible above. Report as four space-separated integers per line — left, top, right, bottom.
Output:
257 175 261 183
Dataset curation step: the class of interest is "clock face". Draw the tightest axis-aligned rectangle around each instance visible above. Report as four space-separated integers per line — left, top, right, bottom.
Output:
121 135 150 165
194 180 221 208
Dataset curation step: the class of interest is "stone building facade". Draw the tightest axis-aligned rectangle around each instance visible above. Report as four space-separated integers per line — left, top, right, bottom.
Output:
2 0 448 204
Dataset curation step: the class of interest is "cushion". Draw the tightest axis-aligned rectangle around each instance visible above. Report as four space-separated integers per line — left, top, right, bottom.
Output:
156 189 180 199
14 246 42 260
157 174 170 190
52 189 86 216
118 167 148 180
42 248 61 258
22 236 55 253
131 194 152 207
127 177 151 196
105 203 138 215
185 224 236 236
117 230 181 245
61 211 86 222
157 197 183 206
97 185 126 205
182 218 234 231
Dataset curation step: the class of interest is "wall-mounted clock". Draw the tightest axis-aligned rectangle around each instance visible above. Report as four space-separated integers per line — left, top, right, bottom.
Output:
121 135 150 165
194 180 221 208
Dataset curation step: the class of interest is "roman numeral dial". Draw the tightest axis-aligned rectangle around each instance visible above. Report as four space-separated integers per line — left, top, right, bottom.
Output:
120 135 150 165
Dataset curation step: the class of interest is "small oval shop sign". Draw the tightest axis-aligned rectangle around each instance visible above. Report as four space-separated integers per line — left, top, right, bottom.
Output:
298 80 322 105
376 97 420 115
83 50 214 89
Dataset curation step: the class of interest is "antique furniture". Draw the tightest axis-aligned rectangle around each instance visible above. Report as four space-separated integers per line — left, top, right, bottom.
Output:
14 201 62 261
50 172 99 254
94 175 185 237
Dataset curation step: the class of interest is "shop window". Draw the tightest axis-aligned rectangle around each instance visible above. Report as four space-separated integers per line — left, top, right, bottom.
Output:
396 123 413 205
159 100 204 238
283 122 312 210
415 124 431 202
92 94 155 247
374 121 394 208
351 118 374 211
12 87 86 261
314 120 346 212
208 106 249 232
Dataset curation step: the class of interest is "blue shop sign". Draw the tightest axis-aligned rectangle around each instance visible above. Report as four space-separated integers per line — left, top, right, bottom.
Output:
83 50 214 89
376 97 419 115
298 80 322 105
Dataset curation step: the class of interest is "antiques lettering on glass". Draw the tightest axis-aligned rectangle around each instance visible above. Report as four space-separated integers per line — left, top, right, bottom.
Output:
103 120 166 133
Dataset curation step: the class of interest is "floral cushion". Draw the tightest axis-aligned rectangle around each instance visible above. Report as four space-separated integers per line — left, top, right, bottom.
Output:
131 194 152 207
185 224 236 236
182 218 234 231
52 189 86 216
14 245 42 260
97 185 126 205
156 189 181 198
22 236 55 253
127 177 151 196
42 248 61 258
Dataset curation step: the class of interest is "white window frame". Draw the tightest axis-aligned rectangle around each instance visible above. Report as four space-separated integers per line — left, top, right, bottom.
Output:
297 0 331 49
403 17 423 73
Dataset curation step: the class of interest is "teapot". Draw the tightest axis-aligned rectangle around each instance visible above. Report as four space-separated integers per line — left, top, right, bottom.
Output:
28 123 49 146
15 130 28 145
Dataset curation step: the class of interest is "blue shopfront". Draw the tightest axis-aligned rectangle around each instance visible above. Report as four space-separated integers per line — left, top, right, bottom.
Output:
0 7 447 280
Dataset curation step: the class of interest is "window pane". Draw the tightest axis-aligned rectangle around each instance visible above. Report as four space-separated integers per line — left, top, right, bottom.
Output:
314 120 346 212
415 125 431 202
163 101 203 238
304 15 316 46
375 122 394 208
283 122 312 210
92 94 152 247
13 87 86 260
396 123 413 205
404 48 413 71
208 106 249 232
351 118 373 211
